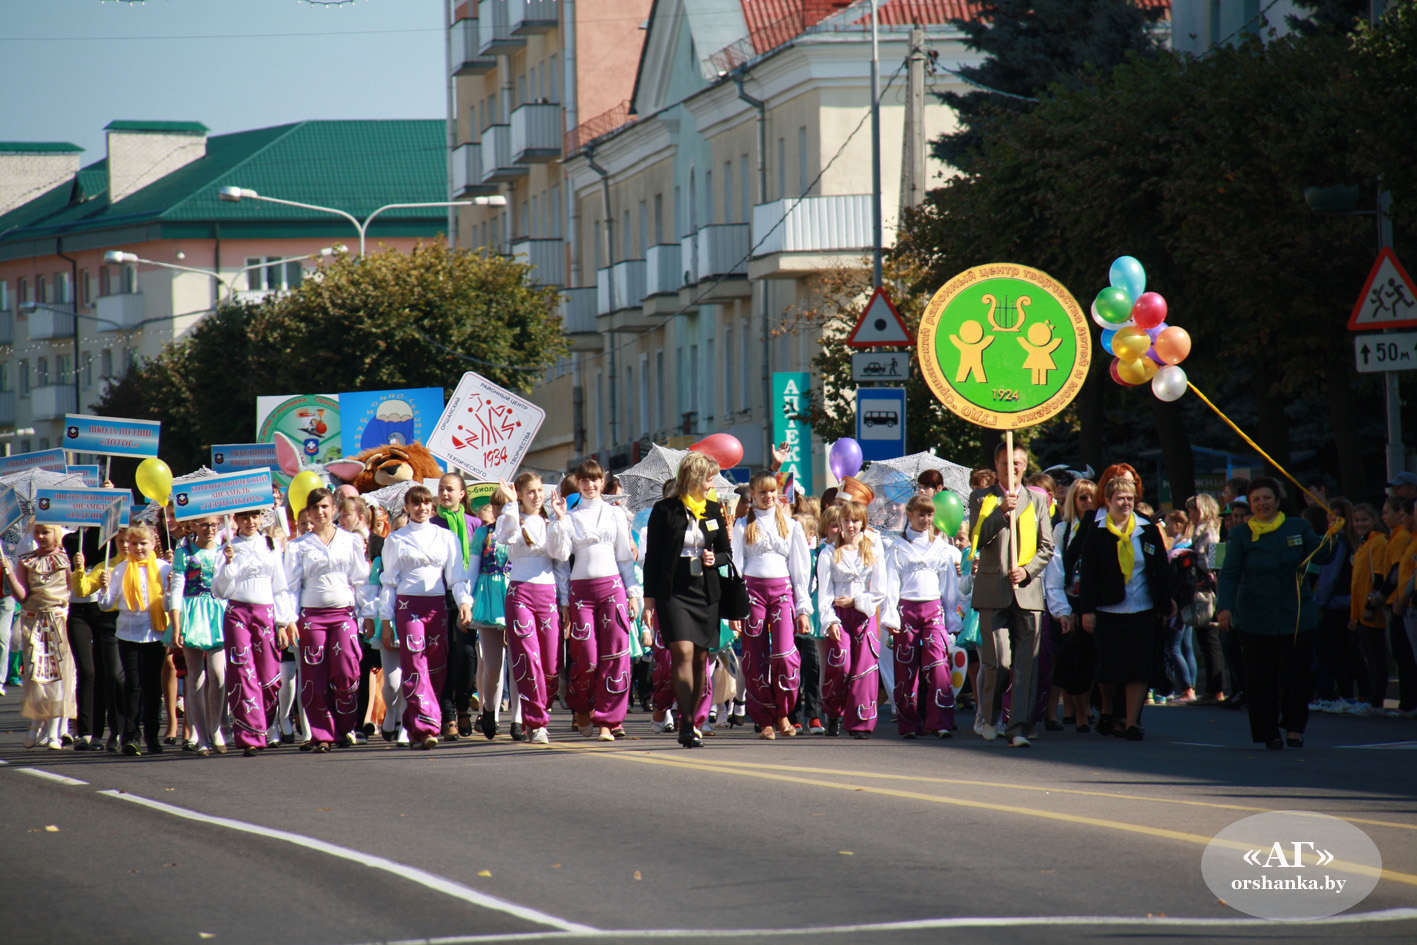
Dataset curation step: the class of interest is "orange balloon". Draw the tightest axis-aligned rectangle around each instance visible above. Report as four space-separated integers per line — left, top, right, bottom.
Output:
1112 326 1150 361
1154 326 1192 365
1117 357 1158 386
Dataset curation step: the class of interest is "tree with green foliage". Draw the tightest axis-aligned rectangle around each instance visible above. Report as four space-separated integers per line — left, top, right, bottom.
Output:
96 242 568 473
932 0 1165 170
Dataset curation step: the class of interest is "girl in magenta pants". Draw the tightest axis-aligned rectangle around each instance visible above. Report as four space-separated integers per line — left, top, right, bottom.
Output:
816 501 886 739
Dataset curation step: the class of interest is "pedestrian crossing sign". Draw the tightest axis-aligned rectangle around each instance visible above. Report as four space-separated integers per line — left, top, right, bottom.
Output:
1349 248 1417 330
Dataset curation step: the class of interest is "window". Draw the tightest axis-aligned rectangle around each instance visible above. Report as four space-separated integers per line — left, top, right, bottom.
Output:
56 354 70 384
55 271 72 303
637 200 647 257
548 53 559 101
37 357 48 387
741 154 751 220
594 370 604 446
638 354 649 436
623 364 632 440
798 126 809 195
705 337 715 424
83 352 92 389
98 267 110 297
704 170 713 226
622 209 631 259
725 323 734 414
81 271 93 307
18 277 29 305
689 344 700 431
123 265 137 294
101 349 113 379
520 200 530 239
244 257 303 292
0 363 9 393
19 359 29 396
550 184 562 239
36 275 47 304
723 161 733 223
653 194 663 245
740 315 751 409
0 280 8 313
655 349 664 432
19 439 31 454
40 437 49 450
675 347 685 426
777 137 786 200
592 221 602 271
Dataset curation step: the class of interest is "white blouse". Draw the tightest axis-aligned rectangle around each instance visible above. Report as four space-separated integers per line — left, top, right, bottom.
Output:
883 528 960 631
284 528 369 612
212 534 298 625
99 559 172 644
731 514 813 616
556 498 639 598
815 540 887 628
496 505 570 585
377 520 472 620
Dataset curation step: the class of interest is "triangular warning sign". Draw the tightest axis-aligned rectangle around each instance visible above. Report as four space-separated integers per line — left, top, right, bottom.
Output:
846 287 912 348
1350 248 1417 330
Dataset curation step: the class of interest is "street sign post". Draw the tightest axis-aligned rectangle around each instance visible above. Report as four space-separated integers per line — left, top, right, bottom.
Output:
856 387 906 462
850 351 909 382
1354 330 1417 374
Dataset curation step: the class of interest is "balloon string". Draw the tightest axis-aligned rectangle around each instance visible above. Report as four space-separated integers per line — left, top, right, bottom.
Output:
1184 382 1330 514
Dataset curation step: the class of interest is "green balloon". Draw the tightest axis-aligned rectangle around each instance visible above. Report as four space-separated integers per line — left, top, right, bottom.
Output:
1094 286 1134 324
933 490 964 536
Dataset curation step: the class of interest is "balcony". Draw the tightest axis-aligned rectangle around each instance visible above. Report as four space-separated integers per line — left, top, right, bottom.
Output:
451 17 495 75
596 260 645 315
477 0 524 54
510 0 558 34
510 237 565 287
451 142 500 196
25 303 76 340
29 383 77 422
509 103 561 163
644 243 682 297
95 292 143 332
0 310 12 345
560 287 596 334
692 224 751 299
678 234 700 286
750 194 873 277
478 125 527 183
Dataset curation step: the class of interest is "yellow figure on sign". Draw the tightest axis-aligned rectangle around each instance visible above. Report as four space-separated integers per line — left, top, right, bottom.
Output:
951 320 994 383
1018 321 1063 385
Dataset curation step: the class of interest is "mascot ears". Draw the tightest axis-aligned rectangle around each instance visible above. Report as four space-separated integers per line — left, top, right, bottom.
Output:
274 432 307 479
325 459 367 484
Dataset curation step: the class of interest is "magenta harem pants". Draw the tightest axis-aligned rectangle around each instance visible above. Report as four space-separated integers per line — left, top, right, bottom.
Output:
566 576 633 728
394 594 448 741
823 605 880 733
651 616 713 727
893 598 956 735
505 581 560 729
298 607 362 744
224 601 280 750
742 576 801 727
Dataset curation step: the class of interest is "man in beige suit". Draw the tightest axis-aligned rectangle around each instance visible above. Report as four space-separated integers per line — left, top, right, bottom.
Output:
968 441 1054 747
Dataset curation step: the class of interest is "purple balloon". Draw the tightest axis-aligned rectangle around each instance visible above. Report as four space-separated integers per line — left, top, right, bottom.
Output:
829 437 863 481
1146 321 1168 341
1147 345 1165 365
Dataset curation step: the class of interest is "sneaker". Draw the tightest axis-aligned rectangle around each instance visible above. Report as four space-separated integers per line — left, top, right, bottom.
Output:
1322 699 1354 715
353 732 368 745
651 717 675 734
980 723 999 741
122 741 142 756
530 727 550 744
468 692 482 713
1344 702 1377 717
972 718 984 737
809 718 825 734
1010 735 1031 748
395 726 410 747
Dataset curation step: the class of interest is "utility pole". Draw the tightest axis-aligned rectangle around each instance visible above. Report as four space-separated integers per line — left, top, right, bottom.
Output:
900 29 927 215
869 0 882 288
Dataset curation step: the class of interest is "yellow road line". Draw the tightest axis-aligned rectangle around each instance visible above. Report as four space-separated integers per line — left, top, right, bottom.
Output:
547 742 1417 889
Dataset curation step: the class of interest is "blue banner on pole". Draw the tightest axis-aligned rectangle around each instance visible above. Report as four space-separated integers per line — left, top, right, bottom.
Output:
34 488 133 528
210 443 280 475
339 388 445 455
0 487 22 536
771 372 815 491
66 465 101 487
0 449 68 476
63 414 161 458
171 469 273 522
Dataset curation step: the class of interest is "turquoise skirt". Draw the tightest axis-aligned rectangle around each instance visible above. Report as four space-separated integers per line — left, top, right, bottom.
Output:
170 594 226 649
471 571 509 628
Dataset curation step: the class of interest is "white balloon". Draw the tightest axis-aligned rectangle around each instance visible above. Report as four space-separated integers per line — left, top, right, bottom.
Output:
1091 300 1135 331
1152 365 1188 402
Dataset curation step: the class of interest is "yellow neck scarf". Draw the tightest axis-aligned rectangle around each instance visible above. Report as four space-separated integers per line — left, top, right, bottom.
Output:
1248 512 1286 542
123 555 168 634
681 493 707 521
1105 512 1138 582
971 491 1037 566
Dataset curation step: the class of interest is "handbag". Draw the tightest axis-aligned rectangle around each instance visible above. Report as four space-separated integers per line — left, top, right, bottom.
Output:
718 557 750 621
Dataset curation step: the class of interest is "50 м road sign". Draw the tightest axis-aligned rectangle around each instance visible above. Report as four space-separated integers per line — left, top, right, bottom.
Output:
1353 330 1417 374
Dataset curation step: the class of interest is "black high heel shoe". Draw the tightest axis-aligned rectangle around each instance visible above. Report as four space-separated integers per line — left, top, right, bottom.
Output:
678 722 703 749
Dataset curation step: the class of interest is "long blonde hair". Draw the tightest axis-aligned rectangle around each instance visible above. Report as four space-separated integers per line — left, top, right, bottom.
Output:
744 471 790 545
833 500 875 566
817 503 841 542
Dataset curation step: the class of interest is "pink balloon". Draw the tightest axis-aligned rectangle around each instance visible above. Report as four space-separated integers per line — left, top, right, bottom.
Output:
690 433 743 470
1131 291 1168 330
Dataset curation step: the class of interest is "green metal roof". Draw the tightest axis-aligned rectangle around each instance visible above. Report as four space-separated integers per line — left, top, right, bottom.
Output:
103 120 210 134
0 119 449 250
0 142 83 153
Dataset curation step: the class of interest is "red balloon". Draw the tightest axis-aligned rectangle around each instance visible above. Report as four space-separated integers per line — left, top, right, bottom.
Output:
689 433 743 469
1130 291 1168 330
1109 358 1138 387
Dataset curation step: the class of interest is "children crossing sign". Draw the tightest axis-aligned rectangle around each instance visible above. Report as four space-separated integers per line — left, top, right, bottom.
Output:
916 264 1091 430
1349 248 1417 330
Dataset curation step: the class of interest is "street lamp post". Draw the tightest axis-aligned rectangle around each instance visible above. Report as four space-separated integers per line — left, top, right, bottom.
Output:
103 247 340 310
215 187 507 255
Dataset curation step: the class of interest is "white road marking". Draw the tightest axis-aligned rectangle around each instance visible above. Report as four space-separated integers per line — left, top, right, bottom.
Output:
1335 741 1417 750
361 906 1417 944
1170 741 1228 748
15 767 87 785
99 790 596 934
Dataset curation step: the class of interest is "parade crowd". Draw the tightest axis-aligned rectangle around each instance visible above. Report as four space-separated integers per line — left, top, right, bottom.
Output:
3 446 1416 758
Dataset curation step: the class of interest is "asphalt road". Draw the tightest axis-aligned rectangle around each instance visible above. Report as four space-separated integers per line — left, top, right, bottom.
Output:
2 694 1415 945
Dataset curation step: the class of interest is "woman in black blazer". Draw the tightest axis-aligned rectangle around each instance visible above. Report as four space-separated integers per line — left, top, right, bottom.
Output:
643 451 733 748
1077 476 1172 741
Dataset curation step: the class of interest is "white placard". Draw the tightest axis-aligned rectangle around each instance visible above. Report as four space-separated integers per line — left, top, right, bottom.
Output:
426 372 546 481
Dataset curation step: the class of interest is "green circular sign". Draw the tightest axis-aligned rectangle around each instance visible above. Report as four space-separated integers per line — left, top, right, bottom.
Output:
917 264 1091 430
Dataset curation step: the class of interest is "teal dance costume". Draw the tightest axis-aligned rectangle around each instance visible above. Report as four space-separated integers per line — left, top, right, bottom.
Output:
168 538 227 649
470 525 509 629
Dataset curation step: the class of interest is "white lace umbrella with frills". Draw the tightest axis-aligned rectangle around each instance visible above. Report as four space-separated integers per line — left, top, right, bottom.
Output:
618 444 735 513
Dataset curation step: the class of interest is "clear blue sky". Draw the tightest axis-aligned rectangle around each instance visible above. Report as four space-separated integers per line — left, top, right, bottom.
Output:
0 0 447 159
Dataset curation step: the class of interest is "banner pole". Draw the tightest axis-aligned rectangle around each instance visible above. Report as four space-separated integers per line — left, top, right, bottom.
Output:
1006 430 1018 574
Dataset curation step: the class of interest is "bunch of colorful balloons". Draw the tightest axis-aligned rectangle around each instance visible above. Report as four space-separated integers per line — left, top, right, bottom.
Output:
1092 255 1191 403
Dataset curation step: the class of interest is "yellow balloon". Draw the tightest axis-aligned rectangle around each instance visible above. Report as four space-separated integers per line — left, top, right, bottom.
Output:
1116 357 1158 386
287 470 324 516
134 458 173 508
1112 326 1151 361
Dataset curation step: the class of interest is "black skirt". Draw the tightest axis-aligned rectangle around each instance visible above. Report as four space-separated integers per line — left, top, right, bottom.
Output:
1093 609 1160 684
657 557 719 649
